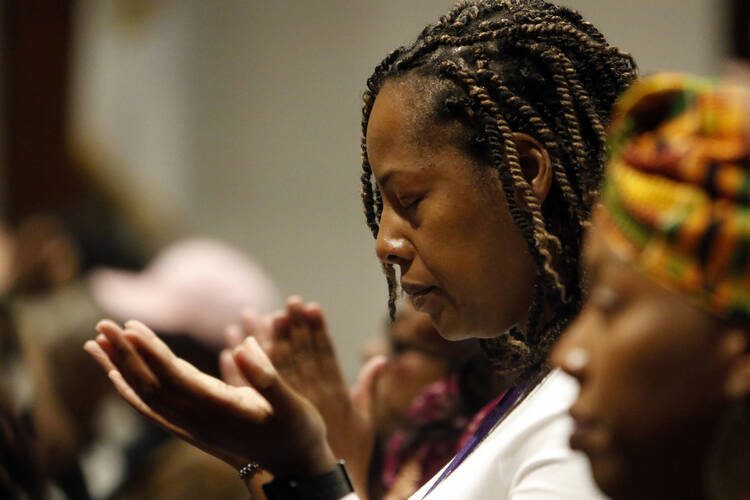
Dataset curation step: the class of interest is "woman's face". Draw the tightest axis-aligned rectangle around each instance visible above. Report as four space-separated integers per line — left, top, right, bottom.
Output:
550 213 748 499
371 304 469 434
366 79 537 341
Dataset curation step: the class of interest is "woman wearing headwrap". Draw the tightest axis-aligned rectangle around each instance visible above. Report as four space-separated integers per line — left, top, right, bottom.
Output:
552 73 750 500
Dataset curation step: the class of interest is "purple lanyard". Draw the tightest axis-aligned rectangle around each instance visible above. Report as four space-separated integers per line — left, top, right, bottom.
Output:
421 385 526 499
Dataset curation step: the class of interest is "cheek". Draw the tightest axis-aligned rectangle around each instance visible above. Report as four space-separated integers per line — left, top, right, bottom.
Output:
427 190 535 333
595 310 724 438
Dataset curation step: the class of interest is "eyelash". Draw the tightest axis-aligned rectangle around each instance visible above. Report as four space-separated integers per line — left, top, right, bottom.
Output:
590 286 623 318
398 194 424 211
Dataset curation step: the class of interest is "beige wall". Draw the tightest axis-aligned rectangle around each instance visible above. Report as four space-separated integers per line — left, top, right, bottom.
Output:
183 1 459 380
80 1 724 380
561 0 727 76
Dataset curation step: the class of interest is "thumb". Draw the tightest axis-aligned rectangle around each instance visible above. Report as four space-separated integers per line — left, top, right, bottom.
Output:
232 336 299 410
350 354 387 420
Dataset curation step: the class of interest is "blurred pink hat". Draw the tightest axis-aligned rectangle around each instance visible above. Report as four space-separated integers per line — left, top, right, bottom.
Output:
89 238 281 349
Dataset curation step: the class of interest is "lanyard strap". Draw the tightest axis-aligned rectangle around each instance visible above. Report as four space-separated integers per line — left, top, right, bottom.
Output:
420 384 526 499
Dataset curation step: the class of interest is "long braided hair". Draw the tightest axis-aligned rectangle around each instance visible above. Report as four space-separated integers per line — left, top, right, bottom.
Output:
360 0 637 383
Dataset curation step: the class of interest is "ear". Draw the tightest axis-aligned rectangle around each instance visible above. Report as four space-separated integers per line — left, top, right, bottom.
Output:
513 133 553 203
721 328 750 399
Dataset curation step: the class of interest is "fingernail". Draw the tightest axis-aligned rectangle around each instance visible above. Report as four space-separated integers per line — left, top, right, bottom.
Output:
95 319 112 332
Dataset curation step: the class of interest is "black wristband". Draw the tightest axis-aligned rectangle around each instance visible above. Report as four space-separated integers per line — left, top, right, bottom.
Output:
262 461 354 500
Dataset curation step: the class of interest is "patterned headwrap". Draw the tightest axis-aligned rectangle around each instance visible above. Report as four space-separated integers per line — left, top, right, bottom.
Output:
600 72 750 320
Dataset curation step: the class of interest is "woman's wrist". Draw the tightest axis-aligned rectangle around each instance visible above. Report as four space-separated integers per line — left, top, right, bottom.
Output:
263 459 354 500
290 442 338 477
313 449 339 476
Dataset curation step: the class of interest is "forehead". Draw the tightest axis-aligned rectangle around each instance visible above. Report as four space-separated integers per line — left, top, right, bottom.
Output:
366 79 469 173
583 225 638 289
584 219 725 329
366 80 427 158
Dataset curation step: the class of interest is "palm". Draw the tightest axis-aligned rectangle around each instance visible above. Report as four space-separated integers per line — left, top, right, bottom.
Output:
224 298 385 497
85 319 332 477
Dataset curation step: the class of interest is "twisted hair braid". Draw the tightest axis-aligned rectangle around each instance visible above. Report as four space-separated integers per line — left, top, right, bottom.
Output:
359 0 636 383
477 68 587 224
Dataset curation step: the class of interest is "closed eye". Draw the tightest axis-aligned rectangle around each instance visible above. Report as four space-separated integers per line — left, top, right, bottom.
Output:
589 285 624 319
398 194 424 211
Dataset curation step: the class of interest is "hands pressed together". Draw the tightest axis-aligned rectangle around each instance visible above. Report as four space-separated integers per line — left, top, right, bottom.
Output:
84 296 385 498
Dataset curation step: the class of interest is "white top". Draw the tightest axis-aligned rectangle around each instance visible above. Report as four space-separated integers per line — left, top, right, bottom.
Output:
342 369 605 500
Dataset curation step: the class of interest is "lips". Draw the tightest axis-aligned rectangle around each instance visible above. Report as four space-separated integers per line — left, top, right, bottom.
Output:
401 282 437 311
569 414 610 455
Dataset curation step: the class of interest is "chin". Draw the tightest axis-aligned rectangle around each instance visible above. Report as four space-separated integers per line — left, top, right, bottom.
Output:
587 453 632 500
433 325 471 342
429 312 474 341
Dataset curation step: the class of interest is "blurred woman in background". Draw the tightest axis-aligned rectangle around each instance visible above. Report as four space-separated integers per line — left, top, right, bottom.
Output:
552 73 750 500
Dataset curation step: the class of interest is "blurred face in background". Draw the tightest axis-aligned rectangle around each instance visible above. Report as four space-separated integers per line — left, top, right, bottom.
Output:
365 303 473 435
551 215 750 500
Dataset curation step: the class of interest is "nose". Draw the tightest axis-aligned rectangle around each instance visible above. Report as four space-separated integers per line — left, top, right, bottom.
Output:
549 309 593 383
375 209 414 269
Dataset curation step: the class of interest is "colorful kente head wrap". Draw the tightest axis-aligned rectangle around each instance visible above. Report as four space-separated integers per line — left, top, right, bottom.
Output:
600 72 750 320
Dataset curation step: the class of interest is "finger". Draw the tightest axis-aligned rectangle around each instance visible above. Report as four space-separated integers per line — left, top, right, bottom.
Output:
123 322 245 424
287 297 314 355
84 339 116 373
94 320 128 366
269 310 291 342
303 302 335 356
109 370 250 469
287 298 320 387
87 337 186 439
122 316 273 411
97 320 158 393
266 338 302 391
351 354 387 420
225 323 244 349
120 320 180 382
252 314 274 352
173 355 272 416
302 302 346 385
220 349 248 386
233 336 299 410
107 369 189 440
95 333 117 365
